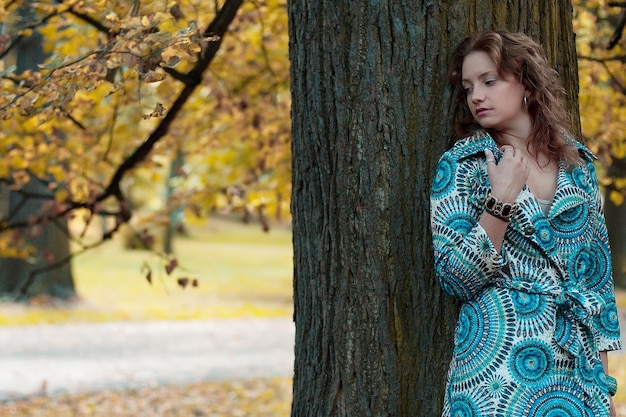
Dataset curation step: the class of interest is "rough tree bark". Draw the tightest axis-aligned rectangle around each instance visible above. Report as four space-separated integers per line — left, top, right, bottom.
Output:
289 1 579 415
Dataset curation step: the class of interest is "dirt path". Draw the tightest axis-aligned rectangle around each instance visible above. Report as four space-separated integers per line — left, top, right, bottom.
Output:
2 309 623 401
0 318 294 400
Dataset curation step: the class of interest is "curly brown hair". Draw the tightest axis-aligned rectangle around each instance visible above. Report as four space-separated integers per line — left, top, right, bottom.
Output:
449 30 580 165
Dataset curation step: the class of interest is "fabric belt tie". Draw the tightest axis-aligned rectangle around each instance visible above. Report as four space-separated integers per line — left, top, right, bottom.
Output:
491 277 611 407
491 278 605 357
553 280 605 357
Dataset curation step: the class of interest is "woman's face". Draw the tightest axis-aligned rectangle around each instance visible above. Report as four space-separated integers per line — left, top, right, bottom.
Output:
461 51 530 133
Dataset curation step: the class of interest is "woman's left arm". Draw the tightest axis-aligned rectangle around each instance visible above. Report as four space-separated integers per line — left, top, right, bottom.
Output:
584 160 622 351
587 158 620 415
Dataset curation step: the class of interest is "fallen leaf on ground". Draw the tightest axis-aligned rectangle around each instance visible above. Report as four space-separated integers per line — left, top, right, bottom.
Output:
0 377 292 417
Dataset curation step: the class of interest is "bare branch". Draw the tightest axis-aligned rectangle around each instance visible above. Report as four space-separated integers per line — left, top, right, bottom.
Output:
13 217 120 300
3 0 19 9
68 8 112 35
578 54 626 94
608 4 626 49
65 112 87 130
131 0 140 17
578 54 626 64
161 66 197 84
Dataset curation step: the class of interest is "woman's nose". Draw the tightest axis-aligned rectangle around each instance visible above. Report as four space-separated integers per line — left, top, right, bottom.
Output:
470 87 484 102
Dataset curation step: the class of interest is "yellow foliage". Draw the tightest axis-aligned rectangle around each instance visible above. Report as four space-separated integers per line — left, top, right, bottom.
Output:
610 190 624 206
575 0 626 201
615 178 626 191
0 233 33 259
28 159 48 178
17 28 33 37
55 188 69 203
7 149 28 170
49 165 66 182
0 0 291 259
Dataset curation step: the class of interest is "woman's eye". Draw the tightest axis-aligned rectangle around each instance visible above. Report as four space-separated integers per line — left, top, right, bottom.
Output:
485 79 496 85
463 86 472 93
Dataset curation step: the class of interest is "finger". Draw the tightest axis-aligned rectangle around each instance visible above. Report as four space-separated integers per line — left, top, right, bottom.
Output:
484 149 497 172
500 146 515 156
484 149 496 162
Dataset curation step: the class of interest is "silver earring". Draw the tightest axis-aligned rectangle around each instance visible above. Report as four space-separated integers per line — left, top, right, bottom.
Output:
523 96 528 109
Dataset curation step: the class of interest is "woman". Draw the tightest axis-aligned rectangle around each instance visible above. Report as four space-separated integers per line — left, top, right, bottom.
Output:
430 30 622 417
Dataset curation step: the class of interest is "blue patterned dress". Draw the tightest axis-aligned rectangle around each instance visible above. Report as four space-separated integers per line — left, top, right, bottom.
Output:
430 130 622 417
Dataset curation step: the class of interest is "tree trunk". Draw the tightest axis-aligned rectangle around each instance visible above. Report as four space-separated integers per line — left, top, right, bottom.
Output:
0 3 75 300
605 156 626 287
163 147 186 255
288 1 578 415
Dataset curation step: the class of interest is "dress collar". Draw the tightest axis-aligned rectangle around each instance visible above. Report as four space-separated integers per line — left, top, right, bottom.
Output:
449 129 597 163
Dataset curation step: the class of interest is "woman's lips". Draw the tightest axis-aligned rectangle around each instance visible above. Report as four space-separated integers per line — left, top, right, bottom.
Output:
475 107 490 117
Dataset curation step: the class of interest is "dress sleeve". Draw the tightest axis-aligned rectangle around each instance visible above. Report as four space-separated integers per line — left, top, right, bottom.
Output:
430 151 507 301
583 160 622 352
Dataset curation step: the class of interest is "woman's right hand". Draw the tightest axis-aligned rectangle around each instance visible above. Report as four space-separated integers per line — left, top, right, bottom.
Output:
484 147 529 203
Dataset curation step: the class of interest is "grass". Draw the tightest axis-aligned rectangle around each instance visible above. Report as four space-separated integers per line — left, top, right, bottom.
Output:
0 215 294 325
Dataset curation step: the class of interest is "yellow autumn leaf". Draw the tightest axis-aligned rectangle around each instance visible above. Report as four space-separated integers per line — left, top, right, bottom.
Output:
105 12 120 22
609 190 624 206
613 177 626 189
151 171 164 183
49 165 66 182
613 142 626 159
55 188 69 203
143 70 167 83
21 116 42 132
18 28 33 37
30 160 49 177
187 43 202 53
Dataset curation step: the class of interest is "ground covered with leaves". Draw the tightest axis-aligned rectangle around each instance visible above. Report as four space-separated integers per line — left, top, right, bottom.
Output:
0 377 292 417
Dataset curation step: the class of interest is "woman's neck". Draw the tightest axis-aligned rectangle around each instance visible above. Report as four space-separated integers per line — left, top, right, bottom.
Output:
494 130 531 152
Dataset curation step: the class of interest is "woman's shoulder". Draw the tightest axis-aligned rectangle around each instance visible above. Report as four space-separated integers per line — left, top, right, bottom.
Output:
559 135 601 193
442 129 496 161
562 133 596 164
574 142 597 163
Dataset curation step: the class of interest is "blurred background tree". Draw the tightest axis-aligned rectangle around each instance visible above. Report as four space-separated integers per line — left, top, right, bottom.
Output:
0 0 290 299
0 1 74 299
